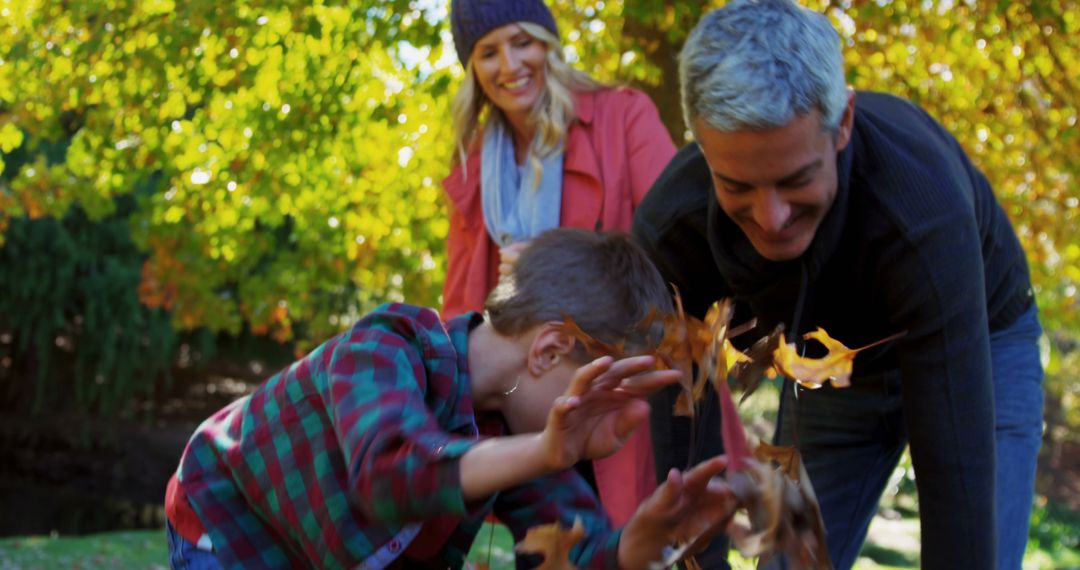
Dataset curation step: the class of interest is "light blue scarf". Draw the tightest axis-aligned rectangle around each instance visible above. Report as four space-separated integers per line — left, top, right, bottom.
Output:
480 118 563 247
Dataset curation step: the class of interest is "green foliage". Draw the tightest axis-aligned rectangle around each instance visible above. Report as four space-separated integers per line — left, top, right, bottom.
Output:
0 531 167 569
1025 500 1080 568
1 0 457 346
0 1 1077 420
0 197 176 416
827 0 1080 336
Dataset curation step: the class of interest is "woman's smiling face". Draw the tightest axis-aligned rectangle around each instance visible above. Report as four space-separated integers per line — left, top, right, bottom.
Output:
470 23 548 125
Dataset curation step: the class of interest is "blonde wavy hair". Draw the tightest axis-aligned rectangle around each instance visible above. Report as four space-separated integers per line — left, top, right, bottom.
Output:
450 22 603 184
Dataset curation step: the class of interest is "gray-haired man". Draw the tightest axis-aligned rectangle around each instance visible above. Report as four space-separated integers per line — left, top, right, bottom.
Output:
632 1 1042 568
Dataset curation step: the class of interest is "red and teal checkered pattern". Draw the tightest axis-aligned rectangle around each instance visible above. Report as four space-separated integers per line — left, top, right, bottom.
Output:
176 303 620 568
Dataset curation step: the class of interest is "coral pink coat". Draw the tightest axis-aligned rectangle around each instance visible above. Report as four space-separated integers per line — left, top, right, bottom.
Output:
442 86 677 526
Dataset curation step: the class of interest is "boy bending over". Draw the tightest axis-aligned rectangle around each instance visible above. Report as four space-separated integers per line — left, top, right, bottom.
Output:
165 229 735 569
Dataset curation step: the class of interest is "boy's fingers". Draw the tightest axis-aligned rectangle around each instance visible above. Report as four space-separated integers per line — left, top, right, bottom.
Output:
546 394 581 431
612 400 649 439
565 356 614 397
676 457 730 502
655 468 684 507
683 456 728 488
611 369 682 396
589 355 661 391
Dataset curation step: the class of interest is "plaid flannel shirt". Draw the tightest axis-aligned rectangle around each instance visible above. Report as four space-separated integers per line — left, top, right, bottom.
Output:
176 303 621 569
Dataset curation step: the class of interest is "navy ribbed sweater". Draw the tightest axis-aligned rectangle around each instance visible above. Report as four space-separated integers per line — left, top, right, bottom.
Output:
632 91 1033 568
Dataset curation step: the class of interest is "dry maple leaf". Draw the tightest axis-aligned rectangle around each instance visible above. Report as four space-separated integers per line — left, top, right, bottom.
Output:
729 324 785 404
727 455 832 570
753 440 802 481
516 517 585 570
654 290 700 403
662 296 752 418
673 390 694 417
772 328 905 389
561 315 627 360
697 300 733 391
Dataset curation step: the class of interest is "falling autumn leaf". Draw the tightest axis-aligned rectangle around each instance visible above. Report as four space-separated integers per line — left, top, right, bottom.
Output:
673 390 693 417
657 296 751 418
516 517 585 570
561 315 627 360
653 290 700 409
726 457 833 570
754 441 802 481
730 324 785 404
772 329 905 390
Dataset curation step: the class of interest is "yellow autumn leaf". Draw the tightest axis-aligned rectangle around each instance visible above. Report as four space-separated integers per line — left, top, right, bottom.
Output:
516 517 584 570
772 328 905 390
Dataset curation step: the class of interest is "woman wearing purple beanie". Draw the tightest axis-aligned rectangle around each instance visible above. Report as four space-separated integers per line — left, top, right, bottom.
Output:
441 0 677 529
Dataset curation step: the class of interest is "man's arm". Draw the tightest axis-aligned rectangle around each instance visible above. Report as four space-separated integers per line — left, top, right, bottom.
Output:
876 213 996 569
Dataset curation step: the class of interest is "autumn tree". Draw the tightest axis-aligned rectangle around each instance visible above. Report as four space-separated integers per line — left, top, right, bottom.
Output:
0 0 1076 416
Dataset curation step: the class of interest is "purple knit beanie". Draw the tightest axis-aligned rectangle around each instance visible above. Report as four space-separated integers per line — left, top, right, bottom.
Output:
450 0 559 65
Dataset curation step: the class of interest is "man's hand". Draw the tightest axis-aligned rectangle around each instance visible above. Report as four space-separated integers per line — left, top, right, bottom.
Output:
618 456 738 570
540 355 681 471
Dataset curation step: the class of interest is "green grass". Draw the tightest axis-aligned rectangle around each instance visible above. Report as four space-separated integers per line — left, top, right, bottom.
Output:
1 502 1076 570
0 530 167 569
1024 500 1080 570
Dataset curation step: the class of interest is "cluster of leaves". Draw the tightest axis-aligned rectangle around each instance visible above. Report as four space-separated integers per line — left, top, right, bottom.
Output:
642 300 874 569
562 296 903 568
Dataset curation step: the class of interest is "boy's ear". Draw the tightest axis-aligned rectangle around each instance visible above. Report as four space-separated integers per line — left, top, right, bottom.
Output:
526 322 575 377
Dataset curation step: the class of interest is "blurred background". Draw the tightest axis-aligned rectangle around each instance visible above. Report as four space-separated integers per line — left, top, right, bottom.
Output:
0 0 1076 567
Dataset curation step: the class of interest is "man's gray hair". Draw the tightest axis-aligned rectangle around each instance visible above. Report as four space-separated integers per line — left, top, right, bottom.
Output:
679 0 848 135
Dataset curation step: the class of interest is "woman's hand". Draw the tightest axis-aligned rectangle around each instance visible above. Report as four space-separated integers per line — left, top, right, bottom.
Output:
539 355 681 471
499 241 530 276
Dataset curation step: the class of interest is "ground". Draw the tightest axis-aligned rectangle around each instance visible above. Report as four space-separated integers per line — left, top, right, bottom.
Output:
0 373 1076 568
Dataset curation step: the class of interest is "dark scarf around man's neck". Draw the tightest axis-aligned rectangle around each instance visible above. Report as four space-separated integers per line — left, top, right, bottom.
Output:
704 135 857 342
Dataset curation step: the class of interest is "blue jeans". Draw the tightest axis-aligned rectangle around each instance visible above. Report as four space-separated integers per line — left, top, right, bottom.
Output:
651 305 1045 570
990 305 1044 569
771 305 1043 570
166 520 223 570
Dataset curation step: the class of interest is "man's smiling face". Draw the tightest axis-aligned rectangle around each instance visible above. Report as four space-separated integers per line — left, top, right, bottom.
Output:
696 96 854 262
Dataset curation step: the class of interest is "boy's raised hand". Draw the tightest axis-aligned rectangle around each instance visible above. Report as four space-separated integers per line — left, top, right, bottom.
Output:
618 456 737 570
540 355 681 471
